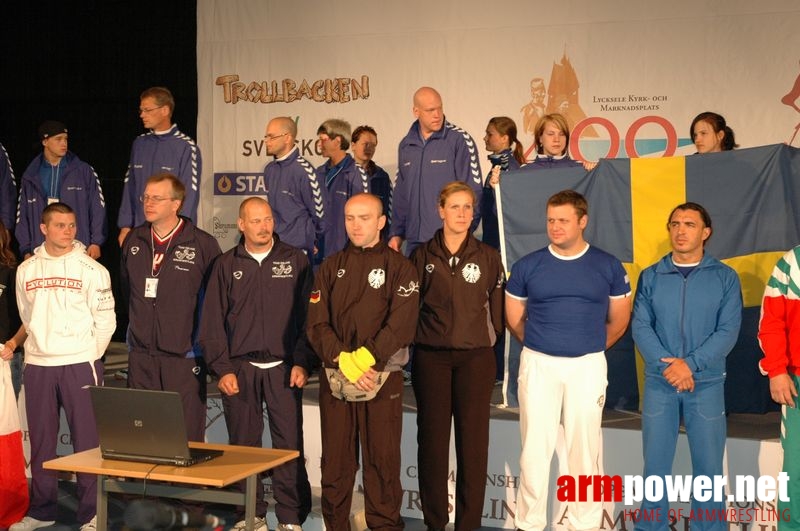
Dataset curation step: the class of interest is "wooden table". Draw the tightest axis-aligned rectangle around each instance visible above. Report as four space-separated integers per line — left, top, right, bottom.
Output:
44 442 299 531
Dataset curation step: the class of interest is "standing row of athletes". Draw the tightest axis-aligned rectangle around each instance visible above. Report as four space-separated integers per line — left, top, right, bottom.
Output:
2 81 796 531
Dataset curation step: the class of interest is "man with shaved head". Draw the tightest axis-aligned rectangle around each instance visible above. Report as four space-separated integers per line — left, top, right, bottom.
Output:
307 193 419 531
390 86 482 256
263 116 326 259
200 197 313 531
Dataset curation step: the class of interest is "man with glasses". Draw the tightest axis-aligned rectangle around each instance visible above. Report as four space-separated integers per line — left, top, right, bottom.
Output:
263 116 325 259
117 87 201 246
315 119 368 259
121 173 220 441
16 121 106 259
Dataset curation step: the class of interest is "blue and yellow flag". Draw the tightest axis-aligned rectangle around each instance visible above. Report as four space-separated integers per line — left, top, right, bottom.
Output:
499 143 800 412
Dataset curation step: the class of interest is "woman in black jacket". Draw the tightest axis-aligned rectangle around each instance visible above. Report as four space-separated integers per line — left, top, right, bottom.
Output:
410 181 505 531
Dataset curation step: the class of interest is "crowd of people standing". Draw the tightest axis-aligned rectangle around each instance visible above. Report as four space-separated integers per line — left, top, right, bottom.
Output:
0 82 795 531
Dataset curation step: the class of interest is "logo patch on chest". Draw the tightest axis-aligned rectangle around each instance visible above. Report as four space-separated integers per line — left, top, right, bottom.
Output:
368 268 385 289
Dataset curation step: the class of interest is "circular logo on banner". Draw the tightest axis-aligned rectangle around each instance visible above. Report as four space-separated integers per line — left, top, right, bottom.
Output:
217 175 233 193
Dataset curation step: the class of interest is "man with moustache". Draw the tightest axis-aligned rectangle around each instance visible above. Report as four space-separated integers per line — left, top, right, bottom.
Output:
263 116 326 259
200 197 312 531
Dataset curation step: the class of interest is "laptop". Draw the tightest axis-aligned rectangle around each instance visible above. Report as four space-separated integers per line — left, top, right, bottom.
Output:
89 386 223 467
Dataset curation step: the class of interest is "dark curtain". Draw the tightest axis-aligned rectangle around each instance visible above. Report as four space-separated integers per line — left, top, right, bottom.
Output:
0 0 198 340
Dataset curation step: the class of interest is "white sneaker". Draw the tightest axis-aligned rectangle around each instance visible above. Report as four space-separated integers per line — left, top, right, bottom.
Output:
9 516 56 530
277 524 303 531
80 516 97 531
232 516 268 531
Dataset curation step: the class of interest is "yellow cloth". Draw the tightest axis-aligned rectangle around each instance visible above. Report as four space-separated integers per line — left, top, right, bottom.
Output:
338 346 376 383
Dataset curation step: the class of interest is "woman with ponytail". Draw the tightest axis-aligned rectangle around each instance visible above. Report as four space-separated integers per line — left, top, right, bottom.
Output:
480 116 525 249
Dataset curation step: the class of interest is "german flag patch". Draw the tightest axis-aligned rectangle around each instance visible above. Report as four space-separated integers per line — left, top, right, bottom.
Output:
309 289 321 304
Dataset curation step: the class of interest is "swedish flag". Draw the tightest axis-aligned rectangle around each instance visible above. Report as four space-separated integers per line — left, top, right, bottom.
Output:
499 143 800 412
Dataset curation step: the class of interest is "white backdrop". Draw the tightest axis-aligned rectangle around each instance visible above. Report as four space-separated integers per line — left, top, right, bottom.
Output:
196 0 800 248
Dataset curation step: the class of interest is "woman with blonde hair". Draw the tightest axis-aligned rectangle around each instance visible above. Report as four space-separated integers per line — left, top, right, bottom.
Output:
411 181 505 531
531 113 595 170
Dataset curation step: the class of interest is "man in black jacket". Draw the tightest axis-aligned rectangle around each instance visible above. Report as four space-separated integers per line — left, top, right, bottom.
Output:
199 197 312 531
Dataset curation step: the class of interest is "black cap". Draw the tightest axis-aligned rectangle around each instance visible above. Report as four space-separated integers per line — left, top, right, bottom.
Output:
38 120 68 140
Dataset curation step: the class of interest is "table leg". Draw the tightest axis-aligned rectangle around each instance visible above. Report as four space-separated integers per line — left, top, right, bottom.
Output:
95 474 108 531
245 474 256 531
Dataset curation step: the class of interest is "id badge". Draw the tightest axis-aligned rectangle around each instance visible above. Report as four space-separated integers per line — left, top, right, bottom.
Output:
48 197 59 205
144 277 159 298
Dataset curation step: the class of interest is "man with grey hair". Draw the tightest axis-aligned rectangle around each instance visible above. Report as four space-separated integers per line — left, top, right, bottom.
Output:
315 119 368 259
263 116 325 259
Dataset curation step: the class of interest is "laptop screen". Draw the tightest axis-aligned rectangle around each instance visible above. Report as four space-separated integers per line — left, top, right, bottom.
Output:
89 386 194 461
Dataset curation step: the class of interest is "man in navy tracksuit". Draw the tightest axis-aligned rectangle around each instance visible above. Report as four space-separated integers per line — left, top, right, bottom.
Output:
16 121 106 259
315 119 369 260
263 116 326 259
0 142 17 231
389 86 482 257
200 197 312 531
121 173 220 441
117 87 201 246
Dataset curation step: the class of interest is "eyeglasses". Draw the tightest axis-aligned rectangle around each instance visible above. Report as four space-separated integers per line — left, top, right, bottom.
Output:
139 105 165 114
264 132 289 141
139 195 175 204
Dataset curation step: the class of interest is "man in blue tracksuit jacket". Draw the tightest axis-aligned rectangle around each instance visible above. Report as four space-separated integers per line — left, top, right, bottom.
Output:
264 116 326 259
389 86 482 257
0 142 16 231
117 87 201 246
315 119 369 260
16 121 106 259
632 202 741 531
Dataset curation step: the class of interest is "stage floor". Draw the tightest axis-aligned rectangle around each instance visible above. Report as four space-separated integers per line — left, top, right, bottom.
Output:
10 343 782 530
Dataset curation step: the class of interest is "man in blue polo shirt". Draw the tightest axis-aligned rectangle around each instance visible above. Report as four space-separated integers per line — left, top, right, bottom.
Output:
506 189 631 531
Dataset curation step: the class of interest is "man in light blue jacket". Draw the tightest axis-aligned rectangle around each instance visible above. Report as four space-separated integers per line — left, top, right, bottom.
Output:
632 202 742 531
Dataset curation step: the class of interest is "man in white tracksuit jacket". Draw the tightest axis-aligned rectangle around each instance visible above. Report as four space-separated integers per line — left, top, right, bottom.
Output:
11 202 115 531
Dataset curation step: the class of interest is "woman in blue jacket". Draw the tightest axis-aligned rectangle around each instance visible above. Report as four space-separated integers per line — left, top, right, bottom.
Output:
480 116 525 250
